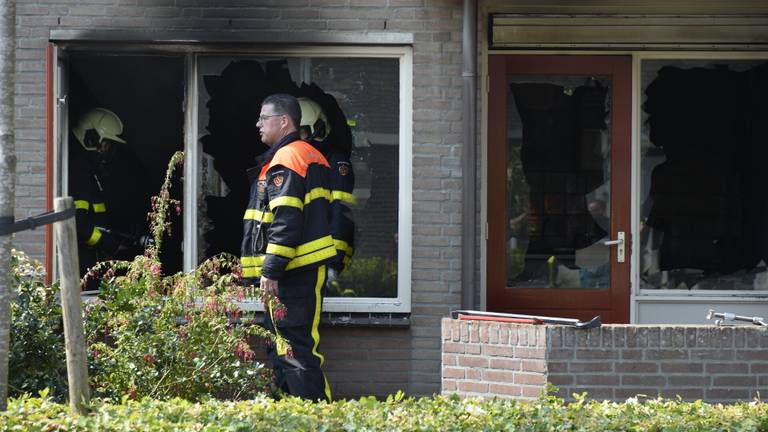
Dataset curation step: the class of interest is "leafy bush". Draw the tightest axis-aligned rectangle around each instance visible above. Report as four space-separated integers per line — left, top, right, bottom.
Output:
82 253 277 401
9 250 67 400
3 392 768 431
10 151 287 402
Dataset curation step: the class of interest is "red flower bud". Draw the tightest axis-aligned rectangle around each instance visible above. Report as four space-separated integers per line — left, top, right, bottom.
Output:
150 264 162 278
272 308 287 321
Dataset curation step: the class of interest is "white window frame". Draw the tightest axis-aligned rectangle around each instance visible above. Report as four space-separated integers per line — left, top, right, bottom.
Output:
632 51 768 304
185 46 413 314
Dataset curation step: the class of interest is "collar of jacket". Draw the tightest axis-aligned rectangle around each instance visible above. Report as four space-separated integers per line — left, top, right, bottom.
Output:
255 131 300 168
248 131 301 183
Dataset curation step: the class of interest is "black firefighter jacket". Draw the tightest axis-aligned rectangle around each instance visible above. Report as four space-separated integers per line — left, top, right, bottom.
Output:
241 136 336 284
69 142 120 276
323 148 355 272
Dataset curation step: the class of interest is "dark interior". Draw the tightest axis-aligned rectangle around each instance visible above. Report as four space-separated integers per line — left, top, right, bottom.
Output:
508 81 609 286
68 53 185 273
643 62 768 276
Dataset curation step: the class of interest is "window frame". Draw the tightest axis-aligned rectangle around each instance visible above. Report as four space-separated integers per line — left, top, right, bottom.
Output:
633 51 768 300
50 42 413 314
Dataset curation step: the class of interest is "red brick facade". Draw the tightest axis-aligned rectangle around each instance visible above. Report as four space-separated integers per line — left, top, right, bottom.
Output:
443 318 768 402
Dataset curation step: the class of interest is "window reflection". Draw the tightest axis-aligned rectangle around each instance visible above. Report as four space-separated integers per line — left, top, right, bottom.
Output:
640 60 768 290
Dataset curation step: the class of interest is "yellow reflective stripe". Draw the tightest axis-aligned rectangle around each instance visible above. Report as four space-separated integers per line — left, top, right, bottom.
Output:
242 266 262 278
92 202 107 213
85 227 102 246
343 256 351 268
243 209 274 222
244 247 335 273
323 375 332 402
241 256 265 266
75 200 90 211
333 239 353 256
269 196 303 211
296 235 334 256
312 265 326 368
304 187 331 205
331 190 357 205
286 244 337 271
242 236 335 273
266 243 296 259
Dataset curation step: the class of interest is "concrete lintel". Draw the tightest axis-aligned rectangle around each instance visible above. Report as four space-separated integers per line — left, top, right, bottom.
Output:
49 29 413 46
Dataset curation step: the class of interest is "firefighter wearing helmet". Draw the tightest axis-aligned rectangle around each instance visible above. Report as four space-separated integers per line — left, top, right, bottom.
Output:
298 97 356 288
69 108 146 282
72 107 127 151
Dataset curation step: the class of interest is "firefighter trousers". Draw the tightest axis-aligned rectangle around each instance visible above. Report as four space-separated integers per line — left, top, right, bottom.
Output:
263 265 331 402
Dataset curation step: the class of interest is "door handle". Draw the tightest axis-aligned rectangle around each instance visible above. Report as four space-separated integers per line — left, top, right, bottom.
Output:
603 231 625 263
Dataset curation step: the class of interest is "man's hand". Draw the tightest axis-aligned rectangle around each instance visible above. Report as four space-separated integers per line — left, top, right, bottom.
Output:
260 276 278 297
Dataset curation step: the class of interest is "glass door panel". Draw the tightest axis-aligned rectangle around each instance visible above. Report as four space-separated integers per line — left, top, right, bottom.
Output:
506 74 612 289
488 55 631 323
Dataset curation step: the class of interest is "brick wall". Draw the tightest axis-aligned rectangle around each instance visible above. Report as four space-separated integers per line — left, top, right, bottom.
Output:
14 0 467 398
443 318 768 402
442 318 548 399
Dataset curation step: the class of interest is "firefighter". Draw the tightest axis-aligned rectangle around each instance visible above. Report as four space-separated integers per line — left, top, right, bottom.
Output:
70 108 124 278
69 108 143 280
241 94 335 401
297 97 356 288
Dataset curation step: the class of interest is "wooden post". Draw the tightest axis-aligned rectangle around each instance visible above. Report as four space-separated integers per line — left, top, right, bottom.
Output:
53 197 90 414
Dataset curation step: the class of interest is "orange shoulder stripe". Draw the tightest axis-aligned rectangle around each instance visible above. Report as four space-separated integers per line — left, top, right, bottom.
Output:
265 140 330 178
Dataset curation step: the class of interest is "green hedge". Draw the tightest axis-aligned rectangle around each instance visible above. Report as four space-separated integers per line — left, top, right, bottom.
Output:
3 392 768 431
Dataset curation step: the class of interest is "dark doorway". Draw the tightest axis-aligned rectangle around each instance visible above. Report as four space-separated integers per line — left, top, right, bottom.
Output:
68 53 185 275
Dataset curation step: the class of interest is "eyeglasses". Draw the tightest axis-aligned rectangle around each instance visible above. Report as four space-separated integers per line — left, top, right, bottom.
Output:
257 114 285 122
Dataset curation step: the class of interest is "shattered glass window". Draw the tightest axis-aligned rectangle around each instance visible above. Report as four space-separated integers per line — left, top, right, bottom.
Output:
640 59 768 291
197 56 399 298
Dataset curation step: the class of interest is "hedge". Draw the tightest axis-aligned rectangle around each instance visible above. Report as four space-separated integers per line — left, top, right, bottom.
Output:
2 392 767 431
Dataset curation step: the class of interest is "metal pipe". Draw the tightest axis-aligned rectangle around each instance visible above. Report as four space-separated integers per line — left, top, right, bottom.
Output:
461 0 477 310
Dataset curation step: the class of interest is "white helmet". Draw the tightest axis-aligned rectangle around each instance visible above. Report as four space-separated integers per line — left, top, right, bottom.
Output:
298 97 330 142
73 108 126 152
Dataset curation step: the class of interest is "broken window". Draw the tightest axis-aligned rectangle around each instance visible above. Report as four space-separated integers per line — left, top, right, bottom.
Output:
197 56 401 298
66 53 185 280
640 59 768 291
53 44 412 311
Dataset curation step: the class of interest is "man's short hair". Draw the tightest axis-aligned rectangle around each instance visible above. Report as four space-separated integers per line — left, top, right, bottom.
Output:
262 94 301 131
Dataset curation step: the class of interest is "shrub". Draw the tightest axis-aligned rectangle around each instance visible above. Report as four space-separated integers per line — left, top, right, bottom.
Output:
2 392 768 432
9 250 67 400
82 151 287 401
82 253 278 401
10 151 287 402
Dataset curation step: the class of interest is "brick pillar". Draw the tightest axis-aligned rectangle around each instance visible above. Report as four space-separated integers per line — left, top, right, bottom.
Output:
441 318 547 399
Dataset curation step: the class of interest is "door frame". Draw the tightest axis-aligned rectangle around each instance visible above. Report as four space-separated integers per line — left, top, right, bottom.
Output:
485 54 632 323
